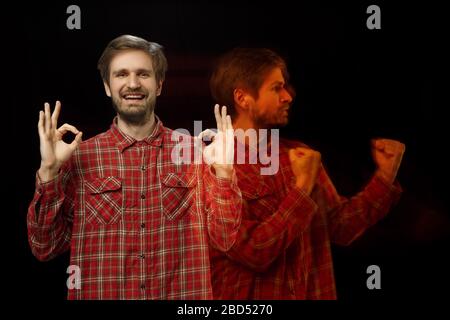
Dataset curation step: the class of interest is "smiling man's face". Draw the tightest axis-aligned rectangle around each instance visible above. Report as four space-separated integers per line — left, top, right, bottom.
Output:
104 49 163 124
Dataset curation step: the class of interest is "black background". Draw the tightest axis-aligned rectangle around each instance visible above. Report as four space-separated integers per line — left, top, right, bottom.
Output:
6 0 448 307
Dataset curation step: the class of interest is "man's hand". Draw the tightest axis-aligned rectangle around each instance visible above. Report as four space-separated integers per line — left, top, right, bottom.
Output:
371 138 405 185
289 147 321 196
38 101 83 182
197 105 234 179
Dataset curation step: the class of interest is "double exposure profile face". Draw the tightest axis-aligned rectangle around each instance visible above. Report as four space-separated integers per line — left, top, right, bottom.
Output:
247 67 293 129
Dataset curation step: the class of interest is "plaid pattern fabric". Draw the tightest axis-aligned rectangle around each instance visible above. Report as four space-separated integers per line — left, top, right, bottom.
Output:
27 117 242 299
210 138 402 299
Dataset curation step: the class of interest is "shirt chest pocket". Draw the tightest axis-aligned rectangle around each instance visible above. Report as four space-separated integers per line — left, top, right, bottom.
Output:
161 173 197 221
84 176 123 225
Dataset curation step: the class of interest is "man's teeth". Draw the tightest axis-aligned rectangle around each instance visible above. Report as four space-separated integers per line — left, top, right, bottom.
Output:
124 94 144 99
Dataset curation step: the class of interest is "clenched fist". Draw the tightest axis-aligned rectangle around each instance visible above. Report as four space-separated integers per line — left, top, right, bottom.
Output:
371 138 405 185
289 147 321 195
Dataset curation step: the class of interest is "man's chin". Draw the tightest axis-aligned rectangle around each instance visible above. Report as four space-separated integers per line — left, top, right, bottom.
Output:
118 112 148 124
121 101 145 108
115 106 149 123
279 114 290 126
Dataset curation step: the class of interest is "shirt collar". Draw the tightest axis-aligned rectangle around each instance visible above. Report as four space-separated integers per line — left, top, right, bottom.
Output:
110 116 164 152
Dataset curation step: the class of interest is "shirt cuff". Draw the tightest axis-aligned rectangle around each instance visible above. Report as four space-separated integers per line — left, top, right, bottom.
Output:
35 170 64 201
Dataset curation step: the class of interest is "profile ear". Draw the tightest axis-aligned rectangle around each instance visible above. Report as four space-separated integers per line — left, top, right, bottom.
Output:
103 81 112 97
233 88 250 110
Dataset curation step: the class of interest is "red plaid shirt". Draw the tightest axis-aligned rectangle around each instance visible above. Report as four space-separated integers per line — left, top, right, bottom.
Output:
210 138 402 299
27 118 242 300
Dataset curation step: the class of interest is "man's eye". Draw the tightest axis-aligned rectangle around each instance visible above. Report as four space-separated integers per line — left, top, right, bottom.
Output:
116 73 127 78
139 73 150 78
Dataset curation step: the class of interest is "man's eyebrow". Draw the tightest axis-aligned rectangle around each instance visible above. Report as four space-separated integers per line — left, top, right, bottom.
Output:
135 68 153 73
271 80 285 86
112 68 153 74
112 69 128 75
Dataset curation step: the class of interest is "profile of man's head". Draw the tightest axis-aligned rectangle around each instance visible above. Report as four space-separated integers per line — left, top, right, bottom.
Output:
210 48 293 128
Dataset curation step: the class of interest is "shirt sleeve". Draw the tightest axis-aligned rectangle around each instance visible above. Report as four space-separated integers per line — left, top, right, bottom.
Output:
315 166 403 246
221 185 318 273
27 163 75 261
203 166 243 252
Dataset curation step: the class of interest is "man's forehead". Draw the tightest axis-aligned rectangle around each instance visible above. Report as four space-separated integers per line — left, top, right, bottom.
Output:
262 67 285 85
110 50 153 70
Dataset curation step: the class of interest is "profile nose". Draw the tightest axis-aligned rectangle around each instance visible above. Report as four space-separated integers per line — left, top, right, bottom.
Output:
281 87 293 104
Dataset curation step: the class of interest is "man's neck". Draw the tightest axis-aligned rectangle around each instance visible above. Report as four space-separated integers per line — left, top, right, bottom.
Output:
117 113 156 140
233 115 258 132
233 115 264 146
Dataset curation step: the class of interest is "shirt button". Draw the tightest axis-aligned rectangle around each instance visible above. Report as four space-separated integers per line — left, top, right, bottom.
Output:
141 194 146 199
141 165 146 171
140 284 146 290
140 223 145 229
139 254 145 259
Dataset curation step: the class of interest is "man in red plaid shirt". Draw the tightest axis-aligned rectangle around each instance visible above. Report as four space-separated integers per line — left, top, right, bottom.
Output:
27 35 241 299
209 48 405 299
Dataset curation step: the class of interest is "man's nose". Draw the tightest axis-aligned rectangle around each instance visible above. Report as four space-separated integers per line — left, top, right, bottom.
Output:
127 74 141 89
281 87 293 103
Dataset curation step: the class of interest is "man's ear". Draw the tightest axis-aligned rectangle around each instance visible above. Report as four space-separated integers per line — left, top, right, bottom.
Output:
233 88 251 110
103 81 112 97
156 80 164 96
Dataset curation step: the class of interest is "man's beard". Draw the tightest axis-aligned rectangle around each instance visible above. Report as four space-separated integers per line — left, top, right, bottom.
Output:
252 106 290 129
111 94 156 125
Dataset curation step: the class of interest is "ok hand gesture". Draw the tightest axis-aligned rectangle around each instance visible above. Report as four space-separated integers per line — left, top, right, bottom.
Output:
38 101 83 182
197 105 234 179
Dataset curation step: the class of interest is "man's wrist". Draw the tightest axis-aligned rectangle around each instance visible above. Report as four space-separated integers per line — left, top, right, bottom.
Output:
294 179 312 195
375 169 394 185
213 166 233 180
38 165 59 183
